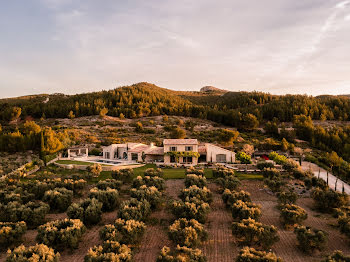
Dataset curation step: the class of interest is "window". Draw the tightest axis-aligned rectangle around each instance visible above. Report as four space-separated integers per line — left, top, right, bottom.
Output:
183 157 193 163
105 152 110 159
170 146 177 151
170 155 176 163
216 154 227 163
185 146 193 151
131 153 138 161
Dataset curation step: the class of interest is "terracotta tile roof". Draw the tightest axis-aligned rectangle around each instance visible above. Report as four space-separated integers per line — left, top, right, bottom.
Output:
145 147 164 155
128 144 151 153
163 139 198 145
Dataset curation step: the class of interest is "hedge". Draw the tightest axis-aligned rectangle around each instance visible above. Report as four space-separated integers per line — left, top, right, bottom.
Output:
157 246 206 262
6 244 60 262
168 218 207 248
171 199 210 223
37 219 86 250
294 226 327 254
132 176 165 191
230 200 261 220
43 188 73 212
84 240 132 262
232 218 279 249
179 185 212 203
0 201 49 228
280 204 308 228
67 198 103 225
130 185 162 209
236 247 282 262
118 198 151 221
89 187 119 211
0 221 27 248
100 218 146 244
185 174 207 188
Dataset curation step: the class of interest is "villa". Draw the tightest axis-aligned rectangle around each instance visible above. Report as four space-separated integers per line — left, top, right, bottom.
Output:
102 139 235 166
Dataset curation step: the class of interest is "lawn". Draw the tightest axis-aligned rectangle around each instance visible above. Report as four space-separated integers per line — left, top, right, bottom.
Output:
96 164 263 181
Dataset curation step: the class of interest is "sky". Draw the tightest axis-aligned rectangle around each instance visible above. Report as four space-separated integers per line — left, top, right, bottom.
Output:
0 0 350 98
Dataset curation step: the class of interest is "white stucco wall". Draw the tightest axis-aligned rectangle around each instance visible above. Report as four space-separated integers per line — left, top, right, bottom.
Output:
205 144 235 163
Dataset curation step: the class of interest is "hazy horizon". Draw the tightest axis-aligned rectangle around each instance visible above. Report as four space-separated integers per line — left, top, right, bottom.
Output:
1 0 350 98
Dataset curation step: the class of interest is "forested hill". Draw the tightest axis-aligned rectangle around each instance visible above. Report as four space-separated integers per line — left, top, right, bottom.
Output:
0 82 349 124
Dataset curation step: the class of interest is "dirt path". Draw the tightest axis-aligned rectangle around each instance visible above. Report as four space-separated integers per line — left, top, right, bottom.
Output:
242 180 350 262
202 182 237 262
133 180 182 262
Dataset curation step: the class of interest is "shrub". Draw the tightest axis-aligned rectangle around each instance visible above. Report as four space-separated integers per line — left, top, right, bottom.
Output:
100 218 146 244
257 161 274 170
84 240 132 262
269 152 287 165
185 174 207 188
89 187 119 211
213 167 235 178
55 178 87 195
37 219 86 250
280 204 308 228
264 178 286 193
25 181 52 199
282 159 299 171
0 221 27 248
294 226 327 254
323 250 350 262
236 152 252 164
232 218 279 249
168 218 207 247
157 246 206 262
185 167 204 176
277 191 298 206
132 176 165 191
86 163 102 178
6 244 60 262
171 198 210 223
262 168 280 179
216 175 240 191
144 168 164 177
111 169 134 183
118 198 151 221
179 185 212 203
43 188 73 212
67 198 103 225
311 187 348 213
130 185 162 209
338 215 350 239
230 200 261 220
0 189 35 204
0 201 49 227
304 177 328 190
236 247 282 262
96 179 122 190
222 189 251 207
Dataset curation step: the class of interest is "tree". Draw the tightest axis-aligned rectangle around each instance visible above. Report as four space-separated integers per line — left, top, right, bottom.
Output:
236 151 251 164
281 138 289 151
68 111 75 119
99 108 108 117
135 121 143 132
87 163 102 177
162 115 169 122
23 121 41 135
10 106 21 121
218 129 239 145
119 113 125 119
294 226 327 254
171 127 186 139
240 113 259 131
242 144 254 155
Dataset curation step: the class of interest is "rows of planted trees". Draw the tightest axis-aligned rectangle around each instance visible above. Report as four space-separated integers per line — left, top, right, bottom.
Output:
157 167 210 261
215 167 283 261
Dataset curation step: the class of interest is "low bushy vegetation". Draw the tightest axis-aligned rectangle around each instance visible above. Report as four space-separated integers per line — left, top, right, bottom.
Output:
157 246 206 262
232 218 279 249
130 185 162 209
277 190 298 206
222 189 251 208
100 218 146 244
171 198 210 223
312 187 349 213
184 174 207 188
185 167 204 176
168 218 207 247
132 176 165 191
111 169 134 183
0 201 49 227
216 175 240 191
0 221 27 248
144 168 164 177
236 247 282 262
118 198 151 221
294 226 327 254
89 187 119 211
84 240 132 262
67 198 103 225
230 200 261 220
264 177 286 193
6 244 60 262
37 219 86 250
96 179 122 190
43 187 73 212
212 167 235 178
280 204 308 228
179 185 212 203
322 250 350 262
